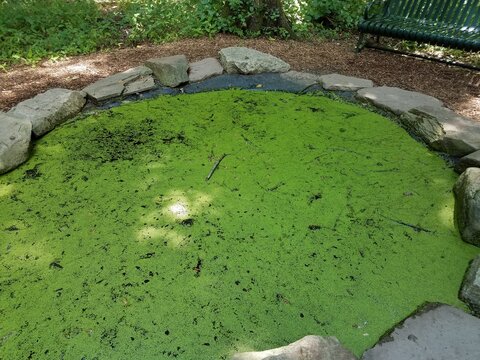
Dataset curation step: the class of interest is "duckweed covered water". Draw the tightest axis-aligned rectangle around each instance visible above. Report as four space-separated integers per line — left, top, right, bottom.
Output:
0 90 478 359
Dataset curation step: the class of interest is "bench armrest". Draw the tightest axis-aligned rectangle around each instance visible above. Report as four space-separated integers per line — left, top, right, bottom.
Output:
364 0 391 20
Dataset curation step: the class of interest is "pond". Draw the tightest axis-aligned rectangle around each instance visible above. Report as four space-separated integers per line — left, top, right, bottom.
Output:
0 90 476 359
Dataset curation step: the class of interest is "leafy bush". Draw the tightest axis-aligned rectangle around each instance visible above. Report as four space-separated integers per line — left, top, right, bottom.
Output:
115 0 204 43
0 0 120 66
195 0 368 38
301 0 368 29
0 0 369 67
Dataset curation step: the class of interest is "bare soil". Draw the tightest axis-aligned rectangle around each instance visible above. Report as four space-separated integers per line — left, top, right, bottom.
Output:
1 34 479 120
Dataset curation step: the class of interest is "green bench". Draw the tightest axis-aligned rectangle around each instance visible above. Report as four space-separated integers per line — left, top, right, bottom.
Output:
357 0 480 52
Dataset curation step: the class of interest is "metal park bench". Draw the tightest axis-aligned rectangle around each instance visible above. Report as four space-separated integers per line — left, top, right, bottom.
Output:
357 0 480 56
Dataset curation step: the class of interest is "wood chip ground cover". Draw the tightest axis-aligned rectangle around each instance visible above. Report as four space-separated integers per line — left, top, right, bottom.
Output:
0 90 478 359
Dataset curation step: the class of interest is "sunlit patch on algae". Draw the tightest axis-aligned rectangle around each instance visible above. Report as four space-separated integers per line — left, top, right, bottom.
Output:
0 90 478 359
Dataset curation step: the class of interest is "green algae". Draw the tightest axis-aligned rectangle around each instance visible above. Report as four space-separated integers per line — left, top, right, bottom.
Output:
0 90 478 359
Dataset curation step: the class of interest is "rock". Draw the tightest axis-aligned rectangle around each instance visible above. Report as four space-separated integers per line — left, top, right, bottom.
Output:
219 47 290 74
189 58 223 82
401 106 480 156
461 255 480 315
356 86 443 115
320 74 373 91
456 150 480 173
279 71 323 87
7 88 86 137
145 55 189 87
454 167 480 246
361 303 480 360
83 66 155 101
0 113 32 174
124 76 155 96
232 335 357 360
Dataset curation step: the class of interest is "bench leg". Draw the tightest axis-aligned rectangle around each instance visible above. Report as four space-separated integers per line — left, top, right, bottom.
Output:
356 33 367 53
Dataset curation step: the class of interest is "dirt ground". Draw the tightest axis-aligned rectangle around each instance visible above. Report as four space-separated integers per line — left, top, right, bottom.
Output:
1 34 479 120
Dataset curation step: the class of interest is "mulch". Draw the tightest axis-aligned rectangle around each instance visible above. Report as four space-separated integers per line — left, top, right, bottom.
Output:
1 34 479 120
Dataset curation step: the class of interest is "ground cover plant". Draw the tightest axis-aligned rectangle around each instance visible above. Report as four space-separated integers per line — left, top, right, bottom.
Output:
0 90 478 359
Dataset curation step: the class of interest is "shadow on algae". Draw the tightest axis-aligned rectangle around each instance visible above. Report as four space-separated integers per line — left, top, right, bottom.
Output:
0 90 478 359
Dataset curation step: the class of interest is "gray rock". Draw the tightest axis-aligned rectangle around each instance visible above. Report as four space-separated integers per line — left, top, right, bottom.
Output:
356 86 443 115
320 74 373 91
219 47 290 74
232 335 357 360
454 167 480 246
401 105 480 156
279 71 323 87
83 66 155 101
123 76 156 96
8 88 86 137
456 150 480 173
189 58 223 82
461 255 480 315
361 304 480 360
145 55 189 87
0 113 31 174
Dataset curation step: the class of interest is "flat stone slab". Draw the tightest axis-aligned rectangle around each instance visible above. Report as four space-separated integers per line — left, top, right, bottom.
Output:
454 167 480 246
145 55 189 87
357 86 443 115
83 66 155 101
7 88 86 136
456 150 480 173
219 47 290 74
232 335 357 360
461 255 480 315
0 113 31 174
320 73 373 91
189 58 223 82
279 70 323 87
361 304 480 360
401 105 480 156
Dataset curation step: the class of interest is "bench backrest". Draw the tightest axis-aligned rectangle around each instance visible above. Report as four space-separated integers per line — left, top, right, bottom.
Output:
386 0 480 28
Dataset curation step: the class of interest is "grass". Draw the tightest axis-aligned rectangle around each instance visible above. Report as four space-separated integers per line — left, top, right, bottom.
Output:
0 90 478 359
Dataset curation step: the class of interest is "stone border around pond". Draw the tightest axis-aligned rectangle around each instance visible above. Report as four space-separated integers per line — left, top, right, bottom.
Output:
1 47 479 359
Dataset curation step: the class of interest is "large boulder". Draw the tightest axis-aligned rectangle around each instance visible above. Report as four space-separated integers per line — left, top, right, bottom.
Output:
401 106 480 156
145 55 189 87
83 66 155 101
189 58 223 82
454 167 480 246
232 335 357 360
8 88 86 137
320 74 373 91
219 47 290 74
356 86 443 115
0 113 32 174
361 304 480 360
460 255 480 315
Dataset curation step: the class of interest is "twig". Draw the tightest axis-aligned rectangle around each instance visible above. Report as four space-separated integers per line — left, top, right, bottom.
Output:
206 153 228 181
381 215 432 233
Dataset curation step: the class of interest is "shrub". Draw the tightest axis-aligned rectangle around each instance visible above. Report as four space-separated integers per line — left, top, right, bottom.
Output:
0 0 119 66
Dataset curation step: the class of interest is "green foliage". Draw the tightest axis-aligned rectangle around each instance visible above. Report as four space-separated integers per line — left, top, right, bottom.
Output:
0 0 120 66
115 0 204 43
301 0 368 29
195 0 258 37
0 0 369 67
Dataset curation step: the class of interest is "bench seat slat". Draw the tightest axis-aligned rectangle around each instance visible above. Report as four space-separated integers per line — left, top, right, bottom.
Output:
358 0 480 51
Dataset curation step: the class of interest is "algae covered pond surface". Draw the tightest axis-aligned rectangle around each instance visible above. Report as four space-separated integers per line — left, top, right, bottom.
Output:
0 90 478 359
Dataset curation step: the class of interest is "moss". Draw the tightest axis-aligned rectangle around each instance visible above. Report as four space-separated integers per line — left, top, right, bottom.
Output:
0 90 478 359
